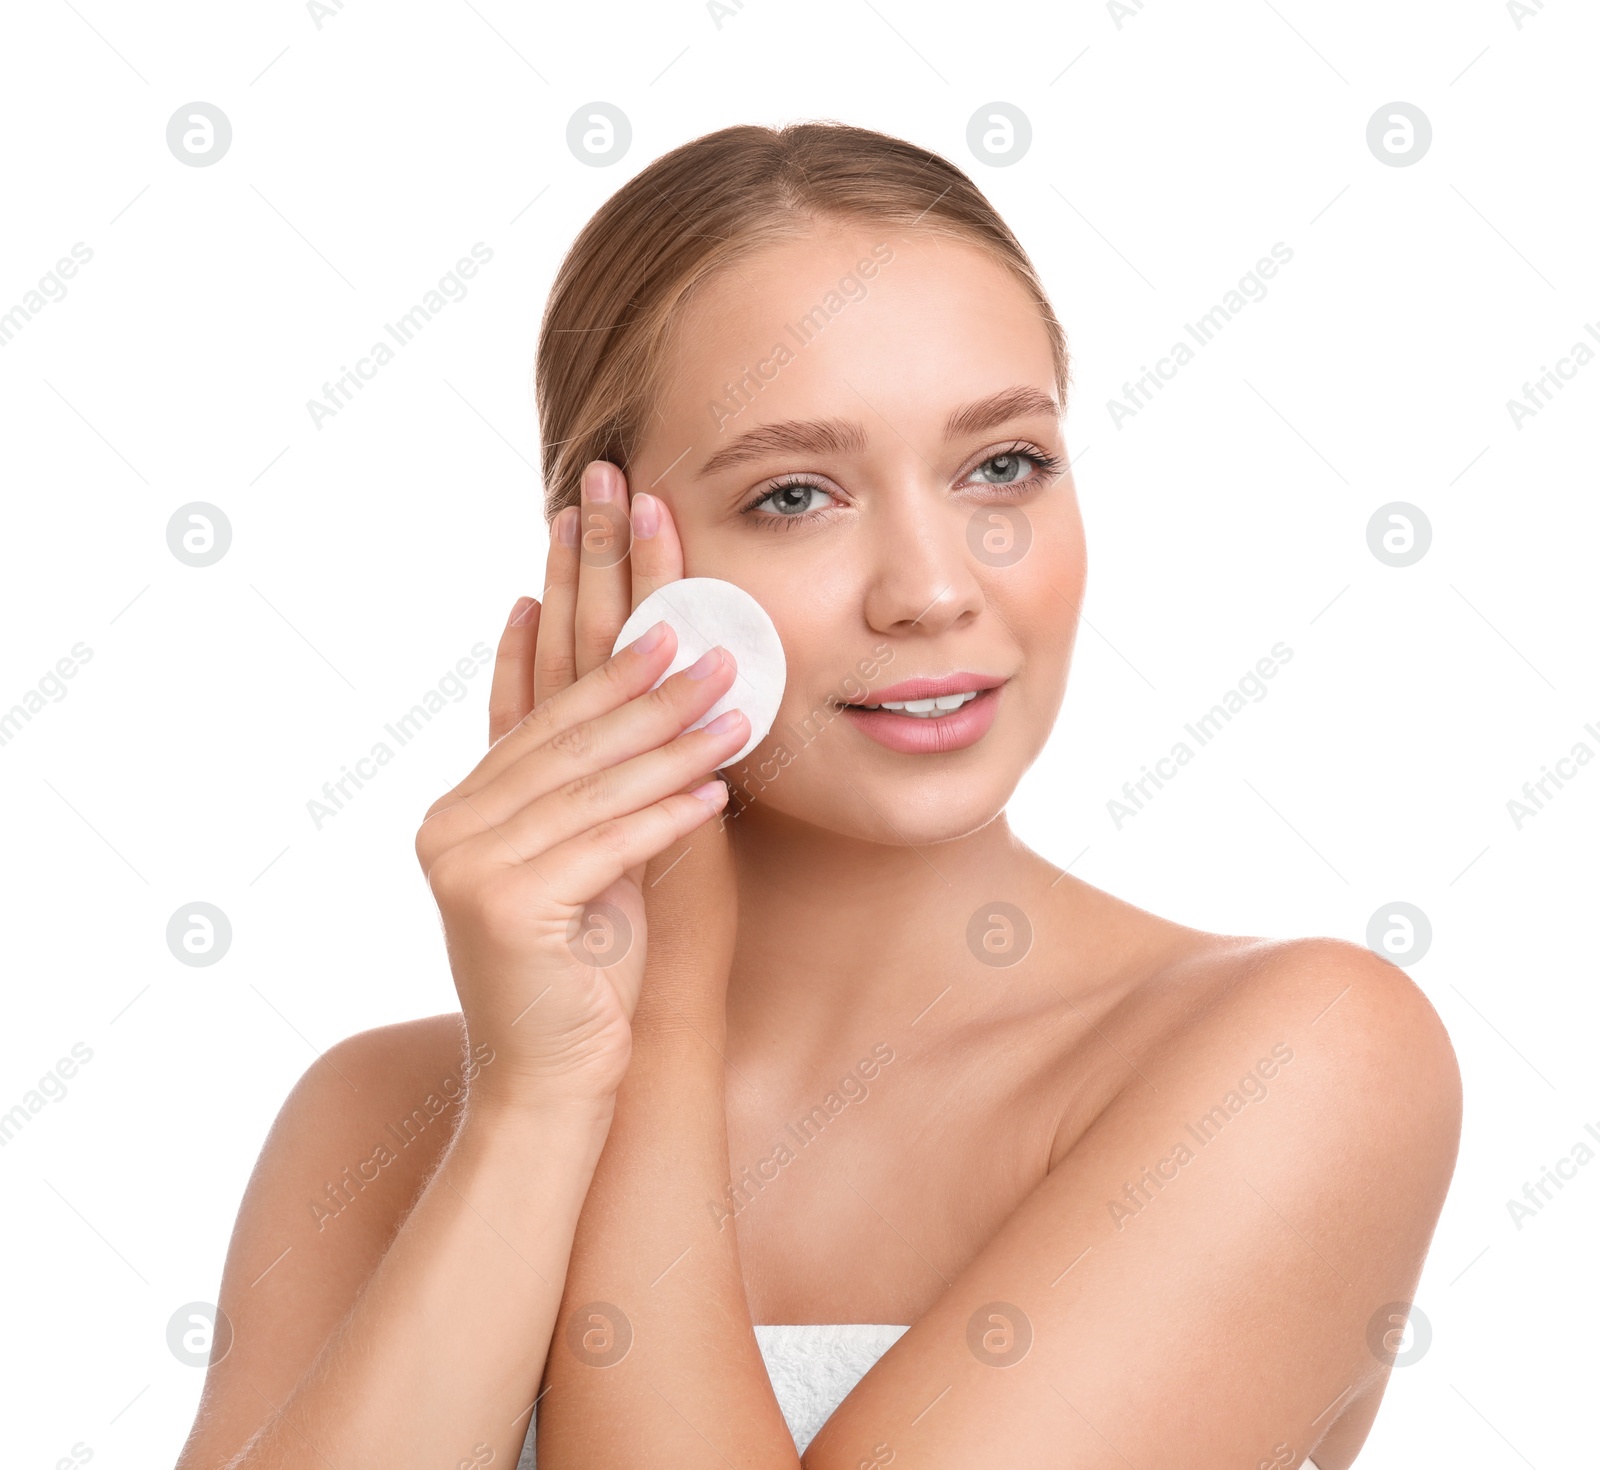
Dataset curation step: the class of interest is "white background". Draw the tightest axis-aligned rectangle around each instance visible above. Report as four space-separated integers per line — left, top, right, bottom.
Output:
2 1 1595 1465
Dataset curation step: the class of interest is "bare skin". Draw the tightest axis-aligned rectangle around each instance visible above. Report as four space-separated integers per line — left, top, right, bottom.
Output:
175 224 1460 1470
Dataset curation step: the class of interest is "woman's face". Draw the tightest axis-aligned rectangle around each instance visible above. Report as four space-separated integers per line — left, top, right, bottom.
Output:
630 223 1085 847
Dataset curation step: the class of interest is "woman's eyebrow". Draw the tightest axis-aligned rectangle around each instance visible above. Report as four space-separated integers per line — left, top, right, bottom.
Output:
943 385 1062 440
698 418 866 478
695 386 1062 480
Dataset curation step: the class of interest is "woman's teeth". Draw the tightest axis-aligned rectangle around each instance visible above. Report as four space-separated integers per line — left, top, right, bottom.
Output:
855 691 981 719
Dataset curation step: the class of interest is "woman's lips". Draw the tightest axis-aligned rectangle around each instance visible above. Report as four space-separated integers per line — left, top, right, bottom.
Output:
851 671 1006 704
836 684 1002 754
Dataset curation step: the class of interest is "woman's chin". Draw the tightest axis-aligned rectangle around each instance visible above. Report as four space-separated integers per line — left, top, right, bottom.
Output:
736 779 1012 849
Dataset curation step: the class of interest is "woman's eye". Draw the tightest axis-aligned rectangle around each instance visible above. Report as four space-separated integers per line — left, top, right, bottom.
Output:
756 483 831 516
971 452 1036 486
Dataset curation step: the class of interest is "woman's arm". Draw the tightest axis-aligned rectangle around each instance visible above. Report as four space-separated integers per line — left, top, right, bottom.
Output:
177 1047 613 1470
527 463 802 1466
811 939 1460 1470
534 935 1460 1470
174 548 751 1468
533 818 803 1468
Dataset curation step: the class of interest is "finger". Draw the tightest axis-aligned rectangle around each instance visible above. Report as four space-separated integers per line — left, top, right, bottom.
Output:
450 714 745 887
438 646 739 838
572 461 635 680
535 506 580 706
538 783 728 912
625 489 692 876
627 488 686 610
424 618 682 825
487 595 540 747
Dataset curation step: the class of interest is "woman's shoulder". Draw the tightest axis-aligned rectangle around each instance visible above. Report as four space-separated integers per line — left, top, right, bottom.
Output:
178 1012 477 1465
1040 880 1462 1177
225 1008 481 1292
242 1008 479 1242
280 1010 478 1145
1027 895 1462 1464
1149 925 1459 1104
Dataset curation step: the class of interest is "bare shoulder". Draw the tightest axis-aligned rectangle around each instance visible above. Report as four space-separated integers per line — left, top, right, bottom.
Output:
823 918 1463 1467
1088 916 1465 1176
1044 870 1462 1173
261 1010 481 1174
248 1011 485 1237
1170 932 1462 1143
176 1011 483 1468
1040 879 1465 1272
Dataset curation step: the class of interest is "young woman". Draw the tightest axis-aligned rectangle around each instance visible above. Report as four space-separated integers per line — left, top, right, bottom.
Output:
175 123 1460 1470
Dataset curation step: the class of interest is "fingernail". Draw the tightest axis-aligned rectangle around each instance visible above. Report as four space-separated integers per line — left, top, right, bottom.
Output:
509 596 536 628
686 647 726 679
704 709 744 735
629 619 668 655
585 462 616 503
631 493 659 539
557 506 578 548
690 779 727 806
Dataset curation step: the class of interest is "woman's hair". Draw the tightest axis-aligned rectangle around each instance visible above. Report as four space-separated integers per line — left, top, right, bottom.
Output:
535 120 1070 520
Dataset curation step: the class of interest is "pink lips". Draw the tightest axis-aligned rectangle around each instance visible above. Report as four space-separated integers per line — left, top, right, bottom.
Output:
851 671 1007 704
834 672 1006 755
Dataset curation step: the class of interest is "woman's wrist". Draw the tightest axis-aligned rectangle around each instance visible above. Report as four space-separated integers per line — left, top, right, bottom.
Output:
463 1079 618 1140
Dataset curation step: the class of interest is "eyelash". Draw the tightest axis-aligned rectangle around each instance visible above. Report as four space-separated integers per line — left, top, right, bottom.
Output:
738 441 1065 532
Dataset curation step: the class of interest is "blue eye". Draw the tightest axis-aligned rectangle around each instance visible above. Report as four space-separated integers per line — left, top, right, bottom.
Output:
738 441 1062 533
754 482 831 517
972 452 1035 485
740 479 838 530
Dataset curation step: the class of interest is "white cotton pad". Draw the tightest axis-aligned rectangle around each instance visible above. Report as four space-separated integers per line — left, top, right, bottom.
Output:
611 577 786 767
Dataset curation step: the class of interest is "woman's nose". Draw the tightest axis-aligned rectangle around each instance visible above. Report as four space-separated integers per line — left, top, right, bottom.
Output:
859 493 986 637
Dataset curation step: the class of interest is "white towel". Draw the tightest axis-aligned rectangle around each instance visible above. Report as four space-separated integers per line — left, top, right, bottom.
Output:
515 1322 905 1467
514 1322 1320 1466
753 1322 910 1453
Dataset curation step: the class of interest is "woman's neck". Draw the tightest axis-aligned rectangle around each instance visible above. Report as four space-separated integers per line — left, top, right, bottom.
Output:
720 803 1047 1070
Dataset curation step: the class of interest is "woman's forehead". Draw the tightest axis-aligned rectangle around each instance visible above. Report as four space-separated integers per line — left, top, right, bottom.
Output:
651 230 1059 456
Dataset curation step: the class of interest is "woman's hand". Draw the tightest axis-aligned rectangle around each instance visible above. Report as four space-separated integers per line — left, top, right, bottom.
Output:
414 462 749 1108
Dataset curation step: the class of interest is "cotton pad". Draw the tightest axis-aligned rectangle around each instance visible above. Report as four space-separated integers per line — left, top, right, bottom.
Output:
611 577 786 767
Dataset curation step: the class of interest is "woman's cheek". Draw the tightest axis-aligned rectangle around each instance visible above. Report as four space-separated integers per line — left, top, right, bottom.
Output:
1013 514 1085 624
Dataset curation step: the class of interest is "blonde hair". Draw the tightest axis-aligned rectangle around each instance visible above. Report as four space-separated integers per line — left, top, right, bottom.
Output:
535 120 1069 520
